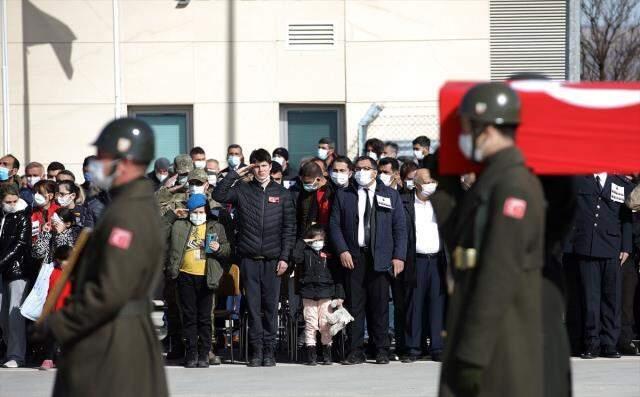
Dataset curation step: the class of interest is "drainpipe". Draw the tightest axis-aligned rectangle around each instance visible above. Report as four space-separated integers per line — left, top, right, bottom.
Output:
357 103 384 155
112 0 122 118
1 0 9 152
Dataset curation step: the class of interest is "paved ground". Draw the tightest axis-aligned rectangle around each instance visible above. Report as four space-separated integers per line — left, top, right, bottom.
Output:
0 357 638 396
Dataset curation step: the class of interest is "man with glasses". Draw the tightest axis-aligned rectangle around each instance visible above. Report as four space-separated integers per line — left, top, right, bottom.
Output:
330 156 407 365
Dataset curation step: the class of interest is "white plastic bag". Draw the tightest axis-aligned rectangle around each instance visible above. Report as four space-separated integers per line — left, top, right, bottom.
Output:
20 262 54 321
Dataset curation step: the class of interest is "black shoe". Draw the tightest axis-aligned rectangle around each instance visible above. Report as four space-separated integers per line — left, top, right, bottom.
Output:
402 354 419 363
321 345 333 365
185 359 197 368
601 350 621 359
263 347 276 367
431 351 443 362
197 360 210 368
247 356 263 367
342 350 366 365
580 351 598 359
619 342 640 356
305 346 317 366
375 350 390 364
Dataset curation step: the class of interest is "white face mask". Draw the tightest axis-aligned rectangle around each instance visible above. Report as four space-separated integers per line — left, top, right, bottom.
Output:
189 184 206 195
405 180 415 190
317 148 329 161
355 170 373 187
194 160 206 170
303 181 318 192
366 151 378 161
27 176 41 188
331 171 349 187
272 156 285 167
189 212 207 226
379 173 393 187
207 174 217 186
88 159 117 190
177 175 189 186
227 155 241 168
310 240 325 252
413 149 425 161
419 182 437 198
3 203 17 214
156 173 168 183
458 133 483 162
34 193 47 207
57 194 73 207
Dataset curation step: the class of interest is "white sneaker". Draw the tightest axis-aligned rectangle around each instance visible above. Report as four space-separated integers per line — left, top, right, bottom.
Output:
2 360 19 368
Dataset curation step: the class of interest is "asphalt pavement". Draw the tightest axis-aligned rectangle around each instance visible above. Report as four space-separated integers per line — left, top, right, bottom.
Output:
0 357 638 397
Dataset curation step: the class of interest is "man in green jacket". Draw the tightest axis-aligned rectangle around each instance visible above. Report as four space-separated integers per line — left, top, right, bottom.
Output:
436 83 545 397
35 118 168 397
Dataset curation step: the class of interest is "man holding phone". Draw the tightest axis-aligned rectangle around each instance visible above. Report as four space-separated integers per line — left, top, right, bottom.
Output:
212 149 295 367
329 156 407 365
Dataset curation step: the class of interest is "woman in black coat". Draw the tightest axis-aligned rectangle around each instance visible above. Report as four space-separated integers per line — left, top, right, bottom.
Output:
0 185 32 368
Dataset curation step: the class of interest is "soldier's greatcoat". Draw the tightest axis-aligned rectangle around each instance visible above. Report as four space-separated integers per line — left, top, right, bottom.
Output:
48 178 168 397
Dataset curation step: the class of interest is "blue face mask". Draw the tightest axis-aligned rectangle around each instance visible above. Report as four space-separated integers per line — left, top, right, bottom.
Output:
303 183 318 192
0 167 9 181
83 172 93 183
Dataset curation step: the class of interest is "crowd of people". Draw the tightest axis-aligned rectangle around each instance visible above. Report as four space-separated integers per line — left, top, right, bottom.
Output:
0 131 638 371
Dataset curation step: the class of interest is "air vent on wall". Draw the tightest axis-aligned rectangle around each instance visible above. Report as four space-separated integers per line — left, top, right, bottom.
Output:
490 0 567 80
287 23 335 49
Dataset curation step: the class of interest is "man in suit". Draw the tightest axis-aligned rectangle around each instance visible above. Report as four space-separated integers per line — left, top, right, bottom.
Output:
330 156 407 365
565 173 633 358
401 168 446 363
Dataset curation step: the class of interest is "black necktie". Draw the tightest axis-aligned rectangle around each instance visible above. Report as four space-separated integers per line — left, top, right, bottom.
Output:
363 188 371 247
595 175 602 193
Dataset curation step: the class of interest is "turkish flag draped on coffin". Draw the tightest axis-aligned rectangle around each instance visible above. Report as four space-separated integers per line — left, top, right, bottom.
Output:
439 80 640 175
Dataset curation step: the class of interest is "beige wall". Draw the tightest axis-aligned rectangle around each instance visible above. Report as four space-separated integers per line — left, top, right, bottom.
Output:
1 0 490 177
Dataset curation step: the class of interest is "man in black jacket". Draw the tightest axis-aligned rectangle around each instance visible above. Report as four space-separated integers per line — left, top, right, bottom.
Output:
212 149 296 367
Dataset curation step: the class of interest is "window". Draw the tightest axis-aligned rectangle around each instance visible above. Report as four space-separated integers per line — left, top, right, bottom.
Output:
279 105 344 172
128 106 192 166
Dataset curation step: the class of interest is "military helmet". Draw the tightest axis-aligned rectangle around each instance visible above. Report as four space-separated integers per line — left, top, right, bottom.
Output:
174 154 194 175
93 118 155 165
459 82 521 125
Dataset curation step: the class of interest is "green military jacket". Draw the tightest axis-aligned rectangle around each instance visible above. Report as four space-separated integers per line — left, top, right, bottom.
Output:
435 147 545 397
48 178 168 397
163 211 230 289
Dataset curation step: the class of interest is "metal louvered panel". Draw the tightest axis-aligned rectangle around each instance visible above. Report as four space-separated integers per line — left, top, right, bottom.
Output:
490 0 567 80
287 23 335 49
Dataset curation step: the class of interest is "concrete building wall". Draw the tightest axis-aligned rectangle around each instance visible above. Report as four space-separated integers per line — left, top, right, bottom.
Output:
1 0 491 177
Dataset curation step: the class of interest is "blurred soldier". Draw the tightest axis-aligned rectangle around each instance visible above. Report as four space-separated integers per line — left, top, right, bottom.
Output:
436 83 545 397
156 154 193 216
34 118 168 396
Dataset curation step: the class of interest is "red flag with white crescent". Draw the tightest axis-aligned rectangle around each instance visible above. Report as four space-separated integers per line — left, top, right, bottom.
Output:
439 80 640 175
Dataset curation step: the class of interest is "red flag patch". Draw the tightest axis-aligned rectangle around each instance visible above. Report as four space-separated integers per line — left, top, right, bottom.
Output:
503 197 527 220
108 227 133 250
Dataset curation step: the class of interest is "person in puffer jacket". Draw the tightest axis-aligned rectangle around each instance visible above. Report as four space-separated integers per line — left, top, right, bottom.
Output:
0 185 32 368
292 225 344 366
212 148 296 368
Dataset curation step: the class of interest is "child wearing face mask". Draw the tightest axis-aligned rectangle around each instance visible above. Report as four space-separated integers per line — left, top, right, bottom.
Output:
32 208 80 265
164 194 230 368
30 180 60 242
293 225 345 366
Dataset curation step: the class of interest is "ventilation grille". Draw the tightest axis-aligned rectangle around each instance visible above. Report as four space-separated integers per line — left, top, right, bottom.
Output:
490 0 567 80
287 23 335 49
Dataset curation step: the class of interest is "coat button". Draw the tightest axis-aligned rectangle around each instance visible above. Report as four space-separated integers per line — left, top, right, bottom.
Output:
597 205 600 209
594 223 598 227
595 214 599 218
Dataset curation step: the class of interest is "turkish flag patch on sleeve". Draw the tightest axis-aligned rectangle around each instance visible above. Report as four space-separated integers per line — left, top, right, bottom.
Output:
108 227 133 250
503 197 527 220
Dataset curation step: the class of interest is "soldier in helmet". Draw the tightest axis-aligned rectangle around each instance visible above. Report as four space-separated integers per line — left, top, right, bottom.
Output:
33 118 168 397
434 83 545 397
156 154 194 216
